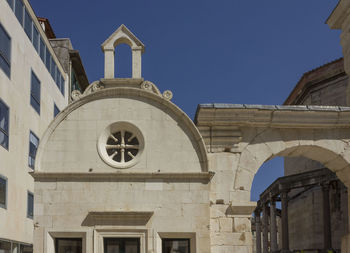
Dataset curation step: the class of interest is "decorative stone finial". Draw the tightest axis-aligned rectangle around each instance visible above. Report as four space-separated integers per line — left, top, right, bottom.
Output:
101 24 145 79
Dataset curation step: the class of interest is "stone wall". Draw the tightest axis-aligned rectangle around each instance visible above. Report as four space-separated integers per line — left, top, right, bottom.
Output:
284 59 349 250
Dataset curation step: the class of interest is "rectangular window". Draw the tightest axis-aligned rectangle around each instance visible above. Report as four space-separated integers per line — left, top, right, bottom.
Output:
39 36 45 63
6 0 14 10
20 244 32 253
27 191 33 219
162 239 190 253
0 176 7 209
104 238 139 253
28 131 39 169
0 23 11 78
30 71 40 114
15 0 24 26
55 66 59 86
60 74 65 96
32 26 39 53
0 100 9 150
51 60 56 81
54 103 60 118
0 240 11 253
24 8 32 40
45 48 51 71
55 238 82 253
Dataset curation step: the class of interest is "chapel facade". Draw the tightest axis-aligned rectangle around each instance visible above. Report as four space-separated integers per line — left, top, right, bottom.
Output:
32 3 350 252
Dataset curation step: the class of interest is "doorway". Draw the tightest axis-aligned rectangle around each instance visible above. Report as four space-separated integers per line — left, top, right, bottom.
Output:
103 238 140 253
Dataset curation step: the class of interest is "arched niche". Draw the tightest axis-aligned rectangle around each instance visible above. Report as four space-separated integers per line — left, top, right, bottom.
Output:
101 24 145 79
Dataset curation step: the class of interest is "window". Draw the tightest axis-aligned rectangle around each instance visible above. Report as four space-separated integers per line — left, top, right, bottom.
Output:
32 26 39 53
39 36 45 63
162 239 190 253
45 49 51 71
0 240 11 253
27 191 33 219
55 238 82 253
51 60 56 81
0 176 7 209
24 8 32 40
28 131 39 169
104 238 139 253
20 244 33 253
54 103 60 118
0 240 32 253
0 100 9 150
6 0 14 10
15 0 24 26
30 71 40 114
60 74 65 95
0 23 11 78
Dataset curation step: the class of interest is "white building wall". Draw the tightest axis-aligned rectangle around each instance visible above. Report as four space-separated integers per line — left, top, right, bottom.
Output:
0 0 68 245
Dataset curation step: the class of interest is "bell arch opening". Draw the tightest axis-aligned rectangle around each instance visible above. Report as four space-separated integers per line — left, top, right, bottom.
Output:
114 43 132 78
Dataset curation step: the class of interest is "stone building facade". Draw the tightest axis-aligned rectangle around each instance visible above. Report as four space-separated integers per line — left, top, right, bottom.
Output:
31 23 350 253
283 58 349 251
0 0 88 251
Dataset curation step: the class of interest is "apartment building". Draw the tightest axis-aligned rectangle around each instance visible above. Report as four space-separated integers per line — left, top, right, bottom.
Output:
0 0 88 252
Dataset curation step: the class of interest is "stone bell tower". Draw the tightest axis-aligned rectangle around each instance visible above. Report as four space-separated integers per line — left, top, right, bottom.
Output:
101 24 145 79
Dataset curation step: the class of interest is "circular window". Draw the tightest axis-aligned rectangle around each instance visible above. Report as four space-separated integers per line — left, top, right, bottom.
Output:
97 122 144 169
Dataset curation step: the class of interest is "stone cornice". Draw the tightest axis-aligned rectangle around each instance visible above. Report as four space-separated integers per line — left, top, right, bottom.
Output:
30 172 215 182
195 104 350 128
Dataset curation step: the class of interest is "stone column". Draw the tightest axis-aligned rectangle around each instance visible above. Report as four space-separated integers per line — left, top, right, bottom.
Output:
322 183 332 251
132 46 142 78
262 203 269 253
270 196 278 252
104 48 115 79
281 190 289 253
255 210 262 253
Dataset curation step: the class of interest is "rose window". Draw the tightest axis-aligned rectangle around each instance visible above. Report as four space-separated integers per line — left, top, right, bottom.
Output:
106 130 140 163
98 122 144 169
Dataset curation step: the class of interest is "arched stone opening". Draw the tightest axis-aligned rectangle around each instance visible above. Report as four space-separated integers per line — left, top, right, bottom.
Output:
101 24 145 79
114 43 132 78
250 154 348 252
235 132 350 252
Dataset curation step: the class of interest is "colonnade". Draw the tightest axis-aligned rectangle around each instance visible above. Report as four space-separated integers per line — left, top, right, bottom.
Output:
254 168 336 253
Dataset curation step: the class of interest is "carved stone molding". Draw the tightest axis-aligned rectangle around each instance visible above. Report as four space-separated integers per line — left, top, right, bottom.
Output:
71 90 83 101
162 90 173 100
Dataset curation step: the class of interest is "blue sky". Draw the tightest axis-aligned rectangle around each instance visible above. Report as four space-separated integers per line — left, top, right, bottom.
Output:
30 0 341 201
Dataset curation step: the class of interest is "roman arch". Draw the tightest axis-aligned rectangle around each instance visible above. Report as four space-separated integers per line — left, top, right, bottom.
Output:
195 104 350 252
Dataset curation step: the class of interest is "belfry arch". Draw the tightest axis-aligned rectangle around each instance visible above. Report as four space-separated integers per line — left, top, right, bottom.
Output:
101 24 145 79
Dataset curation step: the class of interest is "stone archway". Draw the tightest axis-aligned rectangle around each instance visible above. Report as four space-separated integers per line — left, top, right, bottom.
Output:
195 103 350 253
235 128 350 193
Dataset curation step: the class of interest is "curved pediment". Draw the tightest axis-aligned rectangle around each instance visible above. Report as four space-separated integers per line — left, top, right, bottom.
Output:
36 86 208 174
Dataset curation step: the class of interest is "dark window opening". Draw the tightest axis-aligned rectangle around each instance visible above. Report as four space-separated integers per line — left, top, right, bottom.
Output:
162 239 190 253
30 71 41 114
104 238 140 253
55 238 82 253
28 131 39 169
15 0 24 25
0 176 7 209
0 23 11 78
54 103 60 118
27 192 33 219
0 99 9 149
